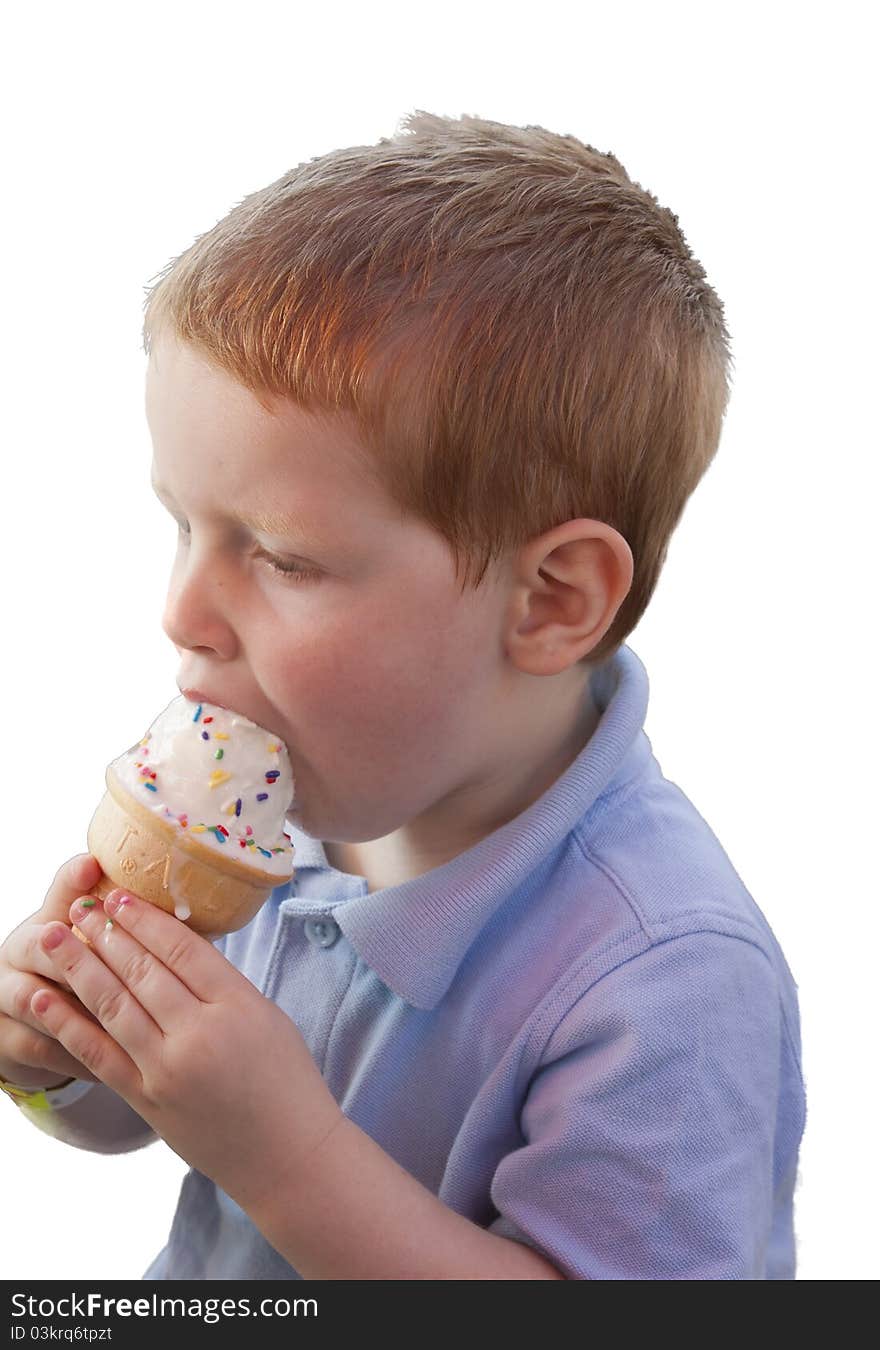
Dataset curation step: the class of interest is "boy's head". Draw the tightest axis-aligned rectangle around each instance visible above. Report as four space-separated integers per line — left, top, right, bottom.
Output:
142 111 731 850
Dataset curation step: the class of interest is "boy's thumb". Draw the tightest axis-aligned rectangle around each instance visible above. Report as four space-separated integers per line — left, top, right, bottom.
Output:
43 853 104 920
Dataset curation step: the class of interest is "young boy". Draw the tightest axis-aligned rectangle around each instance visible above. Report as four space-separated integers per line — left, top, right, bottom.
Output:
0 111 806 1279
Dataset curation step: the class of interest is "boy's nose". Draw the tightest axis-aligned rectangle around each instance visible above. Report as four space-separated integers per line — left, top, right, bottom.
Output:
162 561 239 661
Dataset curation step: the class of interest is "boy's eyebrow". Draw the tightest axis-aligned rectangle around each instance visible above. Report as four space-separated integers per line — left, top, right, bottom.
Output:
150 476 329 542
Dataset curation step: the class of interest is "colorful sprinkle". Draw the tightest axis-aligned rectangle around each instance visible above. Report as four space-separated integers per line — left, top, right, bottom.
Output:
80 899 96 908
124 702 295 871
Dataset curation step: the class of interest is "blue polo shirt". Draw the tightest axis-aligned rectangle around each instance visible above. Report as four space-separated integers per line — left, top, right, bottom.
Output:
143 643 806 1280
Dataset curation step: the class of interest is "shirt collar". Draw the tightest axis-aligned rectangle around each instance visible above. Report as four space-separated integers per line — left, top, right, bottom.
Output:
284 642 651 1010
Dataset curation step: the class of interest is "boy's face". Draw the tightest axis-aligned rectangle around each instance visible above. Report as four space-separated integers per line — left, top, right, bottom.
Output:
145 333 521 847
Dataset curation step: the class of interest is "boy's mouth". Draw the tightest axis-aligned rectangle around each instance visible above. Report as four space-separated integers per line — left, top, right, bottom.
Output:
178 686 230 711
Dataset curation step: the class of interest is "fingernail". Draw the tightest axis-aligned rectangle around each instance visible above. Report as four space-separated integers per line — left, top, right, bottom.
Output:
104 892 132 916
43 925 65 951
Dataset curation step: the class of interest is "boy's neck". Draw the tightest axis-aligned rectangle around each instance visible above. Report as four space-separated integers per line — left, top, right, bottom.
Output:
323 670 601 892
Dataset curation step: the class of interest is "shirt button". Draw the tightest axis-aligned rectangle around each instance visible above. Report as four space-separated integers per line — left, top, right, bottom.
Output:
304 917 340 948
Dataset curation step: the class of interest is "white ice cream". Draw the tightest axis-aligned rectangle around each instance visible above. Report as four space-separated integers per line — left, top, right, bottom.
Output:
109 695 296 878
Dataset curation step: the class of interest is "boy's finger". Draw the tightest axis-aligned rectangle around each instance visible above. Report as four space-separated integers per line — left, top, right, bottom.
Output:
0 1011 101 1085
0 967 103 1042
52 853 103 897
42 855 103 920
4 922 74 989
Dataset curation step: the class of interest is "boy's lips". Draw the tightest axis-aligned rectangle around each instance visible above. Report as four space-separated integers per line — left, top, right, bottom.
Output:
178 686 230 711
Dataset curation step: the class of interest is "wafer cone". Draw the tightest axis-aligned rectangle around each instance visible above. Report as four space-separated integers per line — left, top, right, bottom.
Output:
86 768 286 938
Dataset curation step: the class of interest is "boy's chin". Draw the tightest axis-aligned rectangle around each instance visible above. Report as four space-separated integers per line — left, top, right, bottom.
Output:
285 801 315 837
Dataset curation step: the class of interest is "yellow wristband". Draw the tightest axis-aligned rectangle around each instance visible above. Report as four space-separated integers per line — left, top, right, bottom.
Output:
0 1074 93 1111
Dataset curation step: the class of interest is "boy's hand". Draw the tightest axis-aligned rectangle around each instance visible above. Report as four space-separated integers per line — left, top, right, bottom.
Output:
30 888 343 1212
0 854 105 1090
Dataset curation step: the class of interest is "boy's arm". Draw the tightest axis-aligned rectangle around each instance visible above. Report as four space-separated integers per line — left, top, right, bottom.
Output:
247 931 785 1279
247 1114 566 1279
11 1081 158 1154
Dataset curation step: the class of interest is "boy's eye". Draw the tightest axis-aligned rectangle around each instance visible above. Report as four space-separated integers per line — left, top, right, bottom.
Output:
172 520 319 582
253 549 322 581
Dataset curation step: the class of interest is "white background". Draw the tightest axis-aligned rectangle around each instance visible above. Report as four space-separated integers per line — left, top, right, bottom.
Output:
2 0 875 1282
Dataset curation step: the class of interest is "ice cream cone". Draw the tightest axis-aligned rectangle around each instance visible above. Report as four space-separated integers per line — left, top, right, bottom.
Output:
87 769 282 937
85 694 295 938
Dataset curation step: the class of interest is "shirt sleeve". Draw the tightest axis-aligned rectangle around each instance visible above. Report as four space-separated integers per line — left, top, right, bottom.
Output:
486 930 782 1279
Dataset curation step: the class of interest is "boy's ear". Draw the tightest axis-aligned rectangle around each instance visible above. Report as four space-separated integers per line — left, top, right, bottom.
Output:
504 520 633 676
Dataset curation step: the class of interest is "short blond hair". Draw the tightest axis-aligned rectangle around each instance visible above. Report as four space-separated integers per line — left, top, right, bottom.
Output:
142 110 732 665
